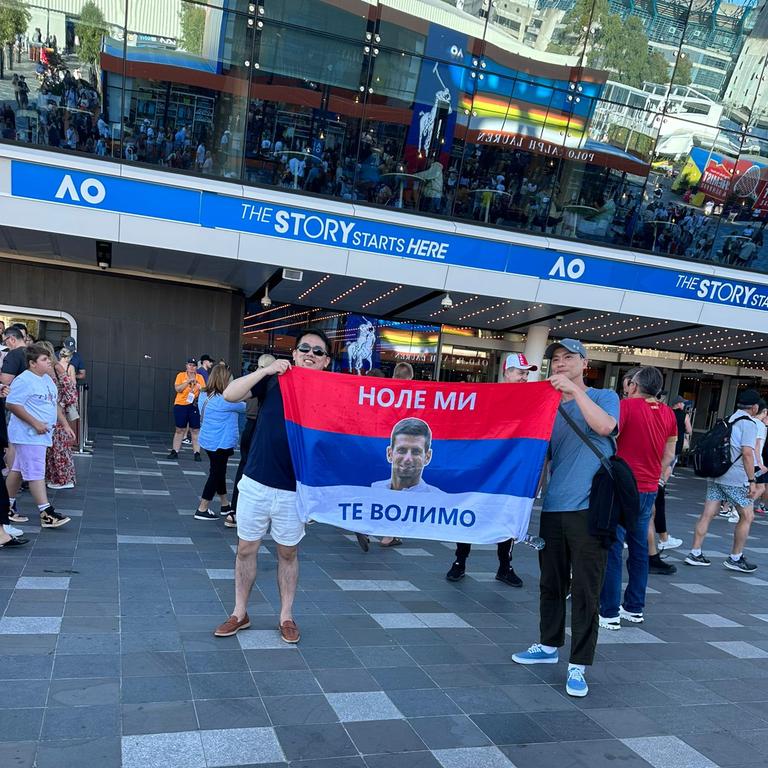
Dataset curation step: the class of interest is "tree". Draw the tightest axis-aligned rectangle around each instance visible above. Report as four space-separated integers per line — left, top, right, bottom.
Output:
179 2 206 56
672 54 692 86
0 0 30 79
76 1 108 69
644 50 671 86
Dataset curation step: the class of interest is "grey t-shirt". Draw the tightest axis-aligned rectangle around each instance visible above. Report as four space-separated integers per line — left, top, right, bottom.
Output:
718 411 758 487
542 388 621 513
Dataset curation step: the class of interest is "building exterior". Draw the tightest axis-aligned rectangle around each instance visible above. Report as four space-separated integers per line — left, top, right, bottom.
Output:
0 0 766 431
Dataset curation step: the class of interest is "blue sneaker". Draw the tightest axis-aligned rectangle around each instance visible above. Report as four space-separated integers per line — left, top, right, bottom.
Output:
566 666 588 697
512 643 559 665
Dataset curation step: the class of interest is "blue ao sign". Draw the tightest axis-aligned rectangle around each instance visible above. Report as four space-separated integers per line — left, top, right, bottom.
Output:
8 160 768 314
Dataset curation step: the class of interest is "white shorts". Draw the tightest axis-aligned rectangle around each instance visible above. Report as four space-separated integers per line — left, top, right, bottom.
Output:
236 476 304 546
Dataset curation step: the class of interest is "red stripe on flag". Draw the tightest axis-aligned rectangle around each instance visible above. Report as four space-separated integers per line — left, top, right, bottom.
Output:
279 367 560 441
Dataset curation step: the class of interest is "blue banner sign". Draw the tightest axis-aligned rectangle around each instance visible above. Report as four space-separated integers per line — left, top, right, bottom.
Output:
9 160 768 314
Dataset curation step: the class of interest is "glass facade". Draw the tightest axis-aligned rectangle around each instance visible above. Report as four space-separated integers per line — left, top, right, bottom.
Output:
2 0 768 274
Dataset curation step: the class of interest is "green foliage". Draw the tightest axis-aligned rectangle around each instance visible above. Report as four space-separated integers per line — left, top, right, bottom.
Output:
644 51 671 86
0 0 31 46
76 1 108 67
179 2 205 55
672 55 692 86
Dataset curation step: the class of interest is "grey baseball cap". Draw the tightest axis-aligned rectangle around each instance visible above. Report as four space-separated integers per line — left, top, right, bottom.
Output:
544 338 587 359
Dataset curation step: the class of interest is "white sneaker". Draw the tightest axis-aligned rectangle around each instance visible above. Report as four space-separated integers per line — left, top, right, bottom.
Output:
657 536 683 551
727 513 739 523
619 606 644 623
599 615 621 630
47 483 75 490
3 523 23 537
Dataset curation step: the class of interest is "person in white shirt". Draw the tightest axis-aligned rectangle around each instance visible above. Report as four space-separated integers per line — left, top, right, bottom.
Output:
5 345 75 529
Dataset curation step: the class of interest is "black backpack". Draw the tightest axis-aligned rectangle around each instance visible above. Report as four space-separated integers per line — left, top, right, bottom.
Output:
692 415 752 478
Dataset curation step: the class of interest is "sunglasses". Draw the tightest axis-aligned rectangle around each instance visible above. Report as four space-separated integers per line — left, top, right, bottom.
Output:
296 343 327 357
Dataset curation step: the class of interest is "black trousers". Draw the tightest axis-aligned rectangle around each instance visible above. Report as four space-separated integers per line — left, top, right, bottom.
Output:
539 509 607 666
231 419 256 512
201 448 233 501
455 540 513 568
654 483 667 535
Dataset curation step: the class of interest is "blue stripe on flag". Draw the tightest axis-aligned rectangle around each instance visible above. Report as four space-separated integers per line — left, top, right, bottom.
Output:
285 423 547 496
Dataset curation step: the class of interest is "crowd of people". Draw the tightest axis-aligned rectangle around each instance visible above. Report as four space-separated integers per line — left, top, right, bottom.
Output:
3 321 768 699
0 321 86 548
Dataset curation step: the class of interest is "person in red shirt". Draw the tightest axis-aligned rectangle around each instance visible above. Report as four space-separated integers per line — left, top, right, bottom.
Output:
599 366 677 630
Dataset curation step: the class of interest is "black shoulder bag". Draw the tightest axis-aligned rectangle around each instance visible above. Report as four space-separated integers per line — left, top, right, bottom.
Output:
557 404 640 547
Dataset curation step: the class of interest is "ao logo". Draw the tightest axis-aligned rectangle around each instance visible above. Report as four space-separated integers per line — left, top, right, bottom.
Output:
549 255 585 280
450 44 464 59
54 174 107 205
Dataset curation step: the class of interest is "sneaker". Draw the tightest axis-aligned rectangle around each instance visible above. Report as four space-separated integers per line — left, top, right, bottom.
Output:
649 558 677 575
620 606 644 623
3 523 23 537
723 556 757 573
183 437 192 445
220 505 233 517
566 666 589 697
39 507 70 529
495 567 523 588
194 452 202 462
194 509 218 521
657 536 682 551
718 508 732 519
684 552 711 567
727 513 739 523
166 450 178 460
47 482 75 490
224 513 237 529
213 613 250 637
446 561 465 582
8 500 27 523
512 643 559 665
599 615 621 631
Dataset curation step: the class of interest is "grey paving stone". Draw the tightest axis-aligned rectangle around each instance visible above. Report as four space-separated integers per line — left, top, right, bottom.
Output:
200 726 286 766
52 653 121 679
326 691 402 722
0 741 36 768
121 675 193 704
15 577 70 590
190 672 259 699
408 715 492 749
40 703 119 741
622 735 718 768
237 631 298 650
364 754 441 768
670 583 721 595
122 731 206 768
469 712 553 745
48 677 120 707
275 723 357 761
0 708 44 742
370 613 426 629
708 640 768 658
344 718 426 754
56 633 121 654
121 701 198 736
262 694 339 726
0 617 62 634
683 613 743 628
194 697 271 730
0 679 49 709
433 746 515 767
36 736 121 768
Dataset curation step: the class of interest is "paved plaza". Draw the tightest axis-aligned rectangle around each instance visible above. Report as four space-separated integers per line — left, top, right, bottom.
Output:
3 432 768 767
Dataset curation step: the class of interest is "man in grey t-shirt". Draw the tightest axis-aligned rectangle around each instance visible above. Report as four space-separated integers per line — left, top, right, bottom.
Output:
685 389 762 573
512 339 619 699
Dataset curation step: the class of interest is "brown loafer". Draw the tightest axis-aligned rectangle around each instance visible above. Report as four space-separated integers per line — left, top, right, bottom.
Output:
279 619 300 644
214 613 250 637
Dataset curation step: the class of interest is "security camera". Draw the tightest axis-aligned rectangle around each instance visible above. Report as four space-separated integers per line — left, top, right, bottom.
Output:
441 293 453 309
260 294 272 308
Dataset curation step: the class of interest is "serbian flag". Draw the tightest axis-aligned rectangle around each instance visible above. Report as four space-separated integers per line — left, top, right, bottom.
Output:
280 368 560 544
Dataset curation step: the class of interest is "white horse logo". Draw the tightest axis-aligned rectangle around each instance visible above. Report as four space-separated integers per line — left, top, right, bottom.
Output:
348 318 376 374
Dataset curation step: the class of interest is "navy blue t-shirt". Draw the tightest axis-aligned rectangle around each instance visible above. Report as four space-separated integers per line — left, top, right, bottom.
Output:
243 375 295 491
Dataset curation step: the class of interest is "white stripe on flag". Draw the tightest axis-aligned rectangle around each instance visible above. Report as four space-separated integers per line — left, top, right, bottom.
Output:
296 483 534 544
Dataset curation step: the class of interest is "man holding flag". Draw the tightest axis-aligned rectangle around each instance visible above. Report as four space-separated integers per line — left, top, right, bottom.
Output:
512 339 619 698
213 330 332 645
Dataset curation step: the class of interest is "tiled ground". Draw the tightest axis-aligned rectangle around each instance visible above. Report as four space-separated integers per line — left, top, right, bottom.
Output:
3 431 768 767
